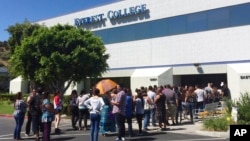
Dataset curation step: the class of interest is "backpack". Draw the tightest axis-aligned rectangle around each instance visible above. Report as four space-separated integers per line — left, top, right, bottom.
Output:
29 95 42 115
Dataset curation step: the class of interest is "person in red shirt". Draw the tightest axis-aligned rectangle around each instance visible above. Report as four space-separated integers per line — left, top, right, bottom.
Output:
53 90 63 134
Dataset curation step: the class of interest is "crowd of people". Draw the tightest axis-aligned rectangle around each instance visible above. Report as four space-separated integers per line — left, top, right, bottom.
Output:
12 82 231 141
13 88 63 141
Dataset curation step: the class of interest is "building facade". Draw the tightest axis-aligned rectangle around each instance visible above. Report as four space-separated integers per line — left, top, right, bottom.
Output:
37 0 250 99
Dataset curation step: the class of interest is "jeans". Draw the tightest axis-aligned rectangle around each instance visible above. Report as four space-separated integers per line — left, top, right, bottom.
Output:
175 104 183 123
125 116 133 136
187 102 196 123
150 108 156 126
43 122 52 141
115 113 125 139
71 107 79 128
79 108 89 129
143 109 150 129
90 113 101 141
136 114 143 133
196 101 205 113
14 112 25 139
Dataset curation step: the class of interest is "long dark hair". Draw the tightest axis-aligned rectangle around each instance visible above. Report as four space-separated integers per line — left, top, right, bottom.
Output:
15 92 22 100
79 89 86 97
42 91 50 100
70 90 77 98
137 91 144 107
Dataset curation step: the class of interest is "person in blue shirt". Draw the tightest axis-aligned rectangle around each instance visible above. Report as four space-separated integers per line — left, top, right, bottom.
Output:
125 88 134 137
41 91 55 141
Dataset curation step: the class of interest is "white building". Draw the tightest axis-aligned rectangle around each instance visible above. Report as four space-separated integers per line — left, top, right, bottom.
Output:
36 0 250 99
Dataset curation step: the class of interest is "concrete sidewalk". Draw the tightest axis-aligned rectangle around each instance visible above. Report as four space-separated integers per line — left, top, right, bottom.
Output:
0 114 229 139
59 115 229 139
127 119 229 138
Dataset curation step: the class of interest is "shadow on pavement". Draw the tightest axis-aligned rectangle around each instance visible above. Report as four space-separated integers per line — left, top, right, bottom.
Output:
51 137 75 141
130 137 157 141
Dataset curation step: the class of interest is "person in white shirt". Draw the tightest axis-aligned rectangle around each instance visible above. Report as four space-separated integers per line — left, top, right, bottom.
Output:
76 89 90 131
84 88 104 141
147 85 157 126
194 84 205 113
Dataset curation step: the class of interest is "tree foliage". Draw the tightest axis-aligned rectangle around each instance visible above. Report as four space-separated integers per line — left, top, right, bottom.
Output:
0 41 9 67
9 23 109 93
7 20 41 55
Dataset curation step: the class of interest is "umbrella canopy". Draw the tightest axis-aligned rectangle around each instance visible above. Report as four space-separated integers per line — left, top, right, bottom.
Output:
95 79 118 94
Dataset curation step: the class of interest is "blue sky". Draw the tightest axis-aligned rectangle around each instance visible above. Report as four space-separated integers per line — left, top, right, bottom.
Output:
0 0 119 41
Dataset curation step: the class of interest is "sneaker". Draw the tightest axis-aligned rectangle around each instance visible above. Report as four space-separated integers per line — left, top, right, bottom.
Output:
115 138 121 141
122 137 126 140
55 128 61 134
24 133 29 137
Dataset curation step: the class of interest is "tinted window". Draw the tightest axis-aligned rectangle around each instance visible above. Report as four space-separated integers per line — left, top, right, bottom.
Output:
207 8 230 29
230 3 250 26
187 12 207 32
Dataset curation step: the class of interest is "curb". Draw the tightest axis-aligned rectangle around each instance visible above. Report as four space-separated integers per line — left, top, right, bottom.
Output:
0 114 28 119
196 130 229 138
0 114 13 118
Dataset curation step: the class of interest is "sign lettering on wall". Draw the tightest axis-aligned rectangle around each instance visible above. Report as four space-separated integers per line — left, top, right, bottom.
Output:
240 75 250 79
74 4 148 26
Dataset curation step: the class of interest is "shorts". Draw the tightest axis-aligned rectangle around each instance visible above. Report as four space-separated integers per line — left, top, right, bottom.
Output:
55 109 62 114
166 104 177 120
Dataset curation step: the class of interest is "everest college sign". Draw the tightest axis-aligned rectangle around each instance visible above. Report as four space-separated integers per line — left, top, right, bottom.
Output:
74 4 148 27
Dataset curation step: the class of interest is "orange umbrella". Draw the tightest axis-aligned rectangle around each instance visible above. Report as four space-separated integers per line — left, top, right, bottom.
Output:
95 79 118 94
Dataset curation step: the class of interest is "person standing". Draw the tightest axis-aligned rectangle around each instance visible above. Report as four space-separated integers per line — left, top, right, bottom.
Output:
147 85 156 127
185 86 196 123
77 89 90 131
41 91 55 141
13 92 28 140
134 91 144 135
124 88 134 137
84 88 105 141
69 90 79 130
162 84 178 125
53 90 63 134
194 84 205 113
142 92 153 130
25 89 36 136
111 84 127 141
29 88 43 141
100 91 116 136
221 83 231 99
174 86 183 124
154 87 166 130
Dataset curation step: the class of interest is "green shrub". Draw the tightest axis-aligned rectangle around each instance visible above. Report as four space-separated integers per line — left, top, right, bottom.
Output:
232 92 250 125
202 92 250 131
0 93 71 116
203 114 232 131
